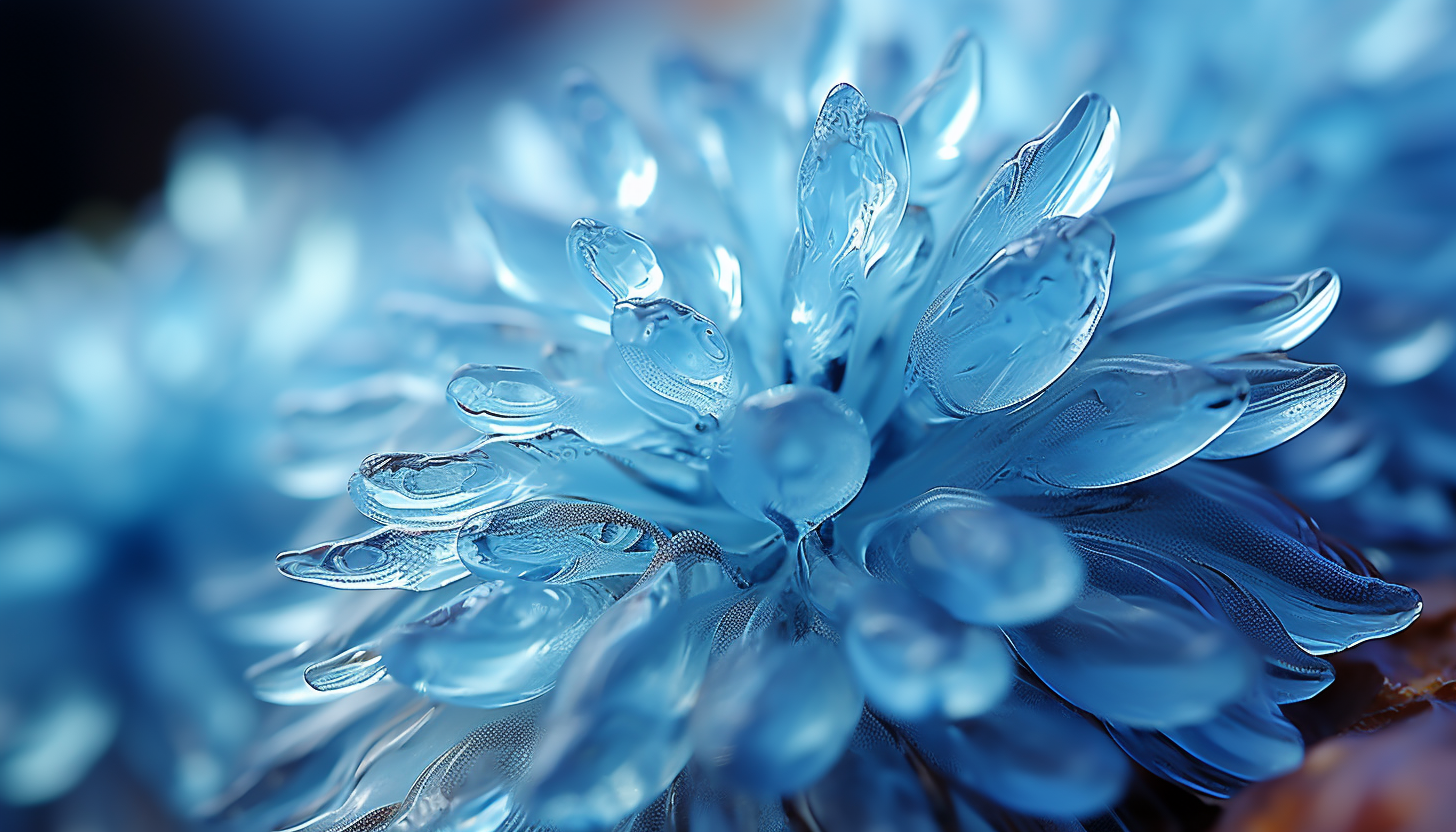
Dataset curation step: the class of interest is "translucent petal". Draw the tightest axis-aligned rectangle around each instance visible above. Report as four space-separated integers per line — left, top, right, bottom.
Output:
277 527 467 591
905 676 1129 818
568 218 664 304
610 298 738 428
469 188 600 315
1093 269 1340 362
246 582 469 704
561 71 657 214
381 580 612 708
1198 356 1346 459
784 83 909 389
898 31 983 196
689 636 862 795
1073 535 1333 704
524 567 711 830
937 93 1120 285
1107 695 1303 798
906 215 1113 416
347 446 541 529
1007 539 1258 729
709 385 870 531
655 239 744 331
655 55 794 272
861 488 1082 627
1051 463 1421 654
844 582 1012 720
455 499 665 583
841 203 937 431
802 727 942 832
1000 356 1251 489
1100 155 1245 300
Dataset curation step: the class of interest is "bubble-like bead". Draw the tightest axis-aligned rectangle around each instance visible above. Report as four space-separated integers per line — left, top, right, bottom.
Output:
348 447 541 528
568 218 664 304
447 365 564 437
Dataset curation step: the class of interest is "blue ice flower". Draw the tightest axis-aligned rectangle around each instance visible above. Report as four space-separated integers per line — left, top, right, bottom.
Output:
259 27 1421 832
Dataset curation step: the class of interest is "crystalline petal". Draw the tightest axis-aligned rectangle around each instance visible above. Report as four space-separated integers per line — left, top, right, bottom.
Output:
1092 269 1340 362
1100 155 1245 300
689 636 862 795
1006 538 1258 729
1070 534 1333 704
1197 356 1346 460
277 527 467 591
906 215 1113 416
523 566 712 830
455 498 666 583
897 31 983 198
937 93 1119 286
999 356 1251 489
1106 694 1303 799
903 675 1129 818
1051 463 1421 654
561 72 657 214
861 488 1082 627
844 582 1012 720
784 83 909 389
381 579 612 708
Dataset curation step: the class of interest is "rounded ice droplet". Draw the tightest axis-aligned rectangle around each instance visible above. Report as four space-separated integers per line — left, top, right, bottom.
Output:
862 488 1083 626
689 636 863 796
844 582 1012 720
447 365 563 436
382 580 611 708
710 385 870 531
568 218 664 303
